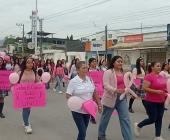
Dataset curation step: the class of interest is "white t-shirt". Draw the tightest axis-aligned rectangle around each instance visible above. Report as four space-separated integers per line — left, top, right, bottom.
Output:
159 71 170 79
66 75 95 114
132 67 145 79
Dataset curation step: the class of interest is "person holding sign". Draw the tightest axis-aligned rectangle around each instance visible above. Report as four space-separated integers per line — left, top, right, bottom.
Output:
66 61 102 140
17 57 38 134
98 56 133 140
88 57 103 124
0 56 7 118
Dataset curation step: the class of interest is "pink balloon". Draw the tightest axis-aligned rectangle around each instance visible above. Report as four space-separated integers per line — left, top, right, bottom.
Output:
67 96 84 111
0 52 6 57
4 55 10 62
9 72 19 84
82 99 98 119
41 72 51 83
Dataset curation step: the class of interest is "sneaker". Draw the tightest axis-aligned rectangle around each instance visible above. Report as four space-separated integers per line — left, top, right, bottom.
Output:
58 91 62 94
154 136 165 140
0 113 5 118
53 88 56 92
134 122 140 137
24 125 32 134
23 123 31 127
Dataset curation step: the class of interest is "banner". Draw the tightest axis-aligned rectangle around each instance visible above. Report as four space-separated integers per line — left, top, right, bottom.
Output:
0 70 12 90
12 83 46 109
88 71 104 97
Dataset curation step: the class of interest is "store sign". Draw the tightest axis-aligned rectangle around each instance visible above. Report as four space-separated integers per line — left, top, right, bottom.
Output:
91 40 105 51
124 34 143 43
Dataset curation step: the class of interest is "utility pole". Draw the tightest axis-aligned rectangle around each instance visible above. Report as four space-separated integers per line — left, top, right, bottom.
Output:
39 18 43 59
105 25 108 60
16 23 24 57
140 23 143 34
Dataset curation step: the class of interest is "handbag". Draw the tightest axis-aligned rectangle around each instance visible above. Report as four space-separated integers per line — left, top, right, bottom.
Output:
130 79 145 98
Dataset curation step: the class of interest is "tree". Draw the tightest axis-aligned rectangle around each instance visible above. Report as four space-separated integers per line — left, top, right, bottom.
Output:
70 35 73 40
3 36 16 47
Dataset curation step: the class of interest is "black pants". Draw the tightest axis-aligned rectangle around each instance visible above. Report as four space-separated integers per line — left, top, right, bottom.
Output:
129 97 135 110
72 111 90 140
0 103 4 113
138 100 164 137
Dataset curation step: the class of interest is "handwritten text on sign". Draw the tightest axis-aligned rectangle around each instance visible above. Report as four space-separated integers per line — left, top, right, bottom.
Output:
0 70 12 90
88 71 104 97
13 83 46 109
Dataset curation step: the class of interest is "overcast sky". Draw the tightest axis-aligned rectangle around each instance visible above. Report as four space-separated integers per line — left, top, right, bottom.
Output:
1 0 170 39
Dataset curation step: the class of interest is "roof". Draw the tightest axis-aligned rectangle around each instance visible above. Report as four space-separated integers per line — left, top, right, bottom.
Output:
27 31 54 36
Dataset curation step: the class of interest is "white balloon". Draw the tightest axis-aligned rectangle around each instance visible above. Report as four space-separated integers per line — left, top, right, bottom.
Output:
41 72 51 83
67 96 84 111
9 72 19 84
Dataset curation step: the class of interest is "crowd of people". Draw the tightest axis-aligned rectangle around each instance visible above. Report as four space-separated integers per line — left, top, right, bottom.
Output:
0 53 170 140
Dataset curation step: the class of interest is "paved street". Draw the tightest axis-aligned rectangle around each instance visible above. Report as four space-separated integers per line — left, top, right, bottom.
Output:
0 88 170 140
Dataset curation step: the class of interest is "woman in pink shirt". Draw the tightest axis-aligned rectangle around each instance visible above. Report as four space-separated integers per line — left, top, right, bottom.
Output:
53 60 65 94
134 62 167 140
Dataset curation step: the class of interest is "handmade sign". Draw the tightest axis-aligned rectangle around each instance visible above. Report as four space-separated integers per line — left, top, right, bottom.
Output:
88 71 104 97
0 70 12 90
12 83 46 109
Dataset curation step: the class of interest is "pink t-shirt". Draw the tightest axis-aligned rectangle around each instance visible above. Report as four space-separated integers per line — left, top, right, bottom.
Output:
144 72 167 103
116 74 125 89
54 67 65 76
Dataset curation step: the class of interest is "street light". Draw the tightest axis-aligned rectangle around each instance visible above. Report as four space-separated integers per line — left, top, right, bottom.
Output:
16 23 25 56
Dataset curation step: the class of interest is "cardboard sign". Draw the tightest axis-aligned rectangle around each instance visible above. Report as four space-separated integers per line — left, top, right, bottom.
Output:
0 70 12 90
88 71 104 97
12 83 46 109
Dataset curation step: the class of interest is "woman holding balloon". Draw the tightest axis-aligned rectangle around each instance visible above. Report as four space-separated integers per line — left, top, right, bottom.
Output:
98 56 134 140
66 61 101 140
17 57 39 134
134 61 167 140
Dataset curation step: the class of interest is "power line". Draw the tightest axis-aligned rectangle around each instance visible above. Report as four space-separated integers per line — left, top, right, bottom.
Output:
76 24 168 39
44 0 112 21
44 5 170 36
44 0 101 19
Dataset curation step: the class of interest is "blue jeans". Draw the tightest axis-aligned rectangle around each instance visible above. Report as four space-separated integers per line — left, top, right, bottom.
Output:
22 108 31 126
138 100 164 137
98 98 133 140
55 76 63 92
71 111 90 140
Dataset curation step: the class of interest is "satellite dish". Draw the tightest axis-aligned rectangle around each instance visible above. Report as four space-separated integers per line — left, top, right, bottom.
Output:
27 42 35 49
